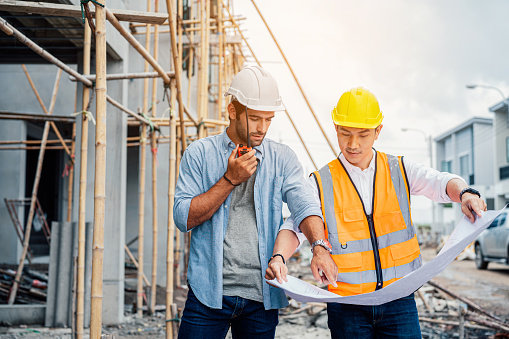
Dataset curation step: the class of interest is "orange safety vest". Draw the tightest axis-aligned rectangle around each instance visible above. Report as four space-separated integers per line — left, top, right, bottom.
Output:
312 151 422 296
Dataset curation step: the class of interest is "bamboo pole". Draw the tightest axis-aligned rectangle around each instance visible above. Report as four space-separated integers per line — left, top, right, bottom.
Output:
0 145 68 151
106 95 159 128
70 71 175 82
67 84 78 223
196 0 203 124
3 14 176 163
8 69 62 305
105 8 171 85
137 0 152 317
186 0 194 108
21 65 73 160
197 0 210 139
249 0 337 156
175 0 186 196
217 0 224 124
149 0 160 316
0 112 74 123
0 139 72 146
0 17 93 87
174 128 182 287
224 6 318 169
125 245 150 287
76 19 92 339
166 78 177 339
165 0 188 152
130 17 242 27
90 0 107 337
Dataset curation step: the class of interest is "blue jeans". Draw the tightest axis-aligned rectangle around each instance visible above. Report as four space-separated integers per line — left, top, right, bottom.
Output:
178 287 279 339
327 294 421 339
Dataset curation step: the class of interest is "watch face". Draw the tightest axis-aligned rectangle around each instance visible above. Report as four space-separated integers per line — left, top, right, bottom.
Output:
324 240 332 249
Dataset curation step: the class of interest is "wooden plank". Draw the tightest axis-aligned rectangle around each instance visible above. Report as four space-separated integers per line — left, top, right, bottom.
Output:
0 1 168 25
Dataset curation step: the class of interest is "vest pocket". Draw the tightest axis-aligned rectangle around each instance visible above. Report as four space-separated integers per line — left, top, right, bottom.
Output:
375 211 406 235
334 252 362 269
338 207 368 240
389 236 420 263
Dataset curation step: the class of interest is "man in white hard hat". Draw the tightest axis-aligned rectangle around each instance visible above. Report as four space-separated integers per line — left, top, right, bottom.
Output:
266 87 487 338
174 65 337 338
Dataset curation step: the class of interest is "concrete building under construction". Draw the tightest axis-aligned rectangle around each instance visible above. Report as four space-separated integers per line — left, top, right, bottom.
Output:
0 0 335 338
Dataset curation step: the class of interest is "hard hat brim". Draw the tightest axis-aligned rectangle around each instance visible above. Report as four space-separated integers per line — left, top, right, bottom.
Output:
332 119 383 129
224 89 285 112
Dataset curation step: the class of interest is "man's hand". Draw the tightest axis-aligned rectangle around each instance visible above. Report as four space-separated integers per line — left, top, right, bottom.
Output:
310 246 338 287
461 194 487 223
224 146 257 185
265 256 288 284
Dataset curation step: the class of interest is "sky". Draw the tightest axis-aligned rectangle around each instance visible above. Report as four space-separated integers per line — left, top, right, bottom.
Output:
227 0 509 223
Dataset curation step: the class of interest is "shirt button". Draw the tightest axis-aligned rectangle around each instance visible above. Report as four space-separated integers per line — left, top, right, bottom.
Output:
225 205 228 208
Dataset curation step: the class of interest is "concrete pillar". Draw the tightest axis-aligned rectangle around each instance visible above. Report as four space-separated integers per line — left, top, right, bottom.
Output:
0 121 26 264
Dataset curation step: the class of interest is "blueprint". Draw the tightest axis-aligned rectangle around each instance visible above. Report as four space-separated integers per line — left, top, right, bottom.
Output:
267 208 504 305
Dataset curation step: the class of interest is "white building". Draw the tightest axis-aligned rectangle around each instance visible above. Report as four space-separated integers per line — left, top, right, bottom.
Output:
434 117 494 235
489 100 509 209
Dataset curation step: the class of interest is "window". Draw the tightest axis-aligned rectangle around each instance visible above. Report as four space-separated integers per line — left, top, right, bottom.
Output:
506 137 509 163
487 198 495 210
441 160 452 173
459 155 469 181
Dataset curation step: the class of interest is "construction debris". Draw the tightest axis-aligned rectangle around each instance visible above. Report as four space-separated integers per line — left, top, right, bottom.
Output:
0 268 48 305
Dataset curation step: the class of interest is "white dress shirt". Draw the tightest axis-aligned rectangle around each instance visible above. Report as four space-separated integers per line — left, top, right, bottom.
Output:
281 149 464 240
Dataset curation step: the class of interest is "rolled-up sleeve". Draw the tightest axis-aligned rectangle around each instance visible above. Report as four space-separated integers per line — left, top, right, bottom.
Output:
174 145 204 233
403 157 466 203
280 147 322 228
280 175 322 246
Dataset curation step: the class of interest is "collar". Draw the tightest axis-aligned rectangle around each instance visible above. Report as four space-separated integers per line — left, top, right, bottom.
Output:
221 128 264 160
339 148 376 173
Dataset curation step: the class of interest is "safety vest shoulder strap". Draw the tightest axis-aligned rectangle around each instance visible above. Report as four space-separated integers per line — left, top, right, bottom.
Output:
385 154 412 230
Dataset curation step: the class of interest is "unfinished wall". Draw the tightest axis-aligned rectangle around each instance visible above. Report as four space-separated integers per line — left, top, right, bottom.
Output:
0 121 26 264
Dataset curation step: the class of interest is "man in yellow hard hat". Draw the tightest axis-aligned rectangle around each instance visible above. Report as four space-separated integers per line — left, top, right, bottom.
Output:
266 87 487 338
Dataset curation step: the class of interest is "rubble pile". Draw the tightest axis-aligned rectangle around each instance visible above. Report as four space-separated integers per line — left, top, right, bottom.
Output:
0 268 48 305
416 282 509 338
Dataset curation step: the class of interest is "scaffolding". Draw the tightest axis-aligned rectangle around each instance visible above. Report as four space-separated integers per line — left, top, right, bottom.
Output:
0 1 336 338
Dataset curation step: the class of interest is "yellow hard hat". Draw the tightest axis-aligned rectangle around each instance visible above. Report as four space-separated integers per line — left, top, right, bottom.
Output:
331 87 383 129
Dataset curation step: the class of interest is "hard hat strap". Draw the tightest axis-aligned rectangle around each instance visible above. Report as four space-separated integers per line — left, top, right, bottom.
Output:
245 106 251 148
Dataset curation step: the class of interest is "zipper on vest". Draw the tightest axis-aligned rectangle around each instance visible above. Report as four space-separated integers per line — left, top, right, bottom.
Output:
367 214 383 290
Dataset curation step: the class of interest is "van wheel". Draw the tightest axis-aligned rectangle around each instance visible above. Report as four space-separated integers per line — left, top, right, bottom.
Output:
475 244 488 270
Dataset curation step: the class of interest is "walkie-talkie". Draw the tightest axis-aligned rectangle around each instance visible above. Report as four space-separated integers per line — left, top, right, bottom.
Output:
237 107 252 157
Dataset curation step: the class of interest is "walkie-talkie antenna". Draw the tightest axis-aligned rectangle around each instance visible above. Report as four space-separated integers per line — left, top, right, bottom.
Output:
246 106 251 148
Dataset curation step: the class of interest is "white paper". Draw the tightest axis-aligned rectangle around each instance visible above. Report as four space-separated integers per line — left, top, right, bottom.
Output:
267 208 504 305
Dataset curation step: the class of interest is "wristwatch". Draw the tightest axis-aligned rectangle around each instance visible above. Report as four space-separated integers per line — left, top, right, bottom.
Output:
311 239 332 253
459 187 481 202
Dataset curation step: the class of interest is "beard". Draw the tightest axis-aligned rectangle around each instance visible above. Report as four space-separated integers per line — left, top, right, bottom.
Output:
234 119 265 146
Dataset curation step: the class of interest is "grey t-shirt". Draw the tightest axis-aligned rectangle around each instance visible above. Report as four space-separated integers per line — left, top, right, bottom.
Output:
222 171 263 302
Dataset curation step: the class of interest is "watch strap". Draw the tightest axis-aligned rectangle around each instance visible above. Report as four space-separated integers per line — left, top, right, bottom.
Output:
459 187 481 202
311 239 332 253
268 253 285 265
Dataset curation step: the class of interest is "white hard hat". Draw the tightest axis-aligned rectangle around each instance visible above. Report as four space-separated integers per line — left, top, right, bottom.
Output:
224 65 285 111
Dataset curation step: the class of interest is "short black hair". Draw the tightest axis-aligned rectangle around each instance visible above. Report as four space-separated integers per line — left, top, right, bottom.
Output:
232 100 246 116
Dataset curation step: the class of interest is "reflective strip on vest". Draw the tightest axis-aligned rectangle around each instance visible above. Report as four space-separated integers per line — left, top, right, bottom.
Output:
319 154 416 255
387 154 413 231
337 255 422 285
317 164 338 237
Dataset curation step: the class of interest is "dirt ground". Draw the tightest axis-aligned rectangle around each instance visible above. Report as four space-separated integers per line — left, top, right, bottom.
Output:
1 247 508 338
421 247 509 318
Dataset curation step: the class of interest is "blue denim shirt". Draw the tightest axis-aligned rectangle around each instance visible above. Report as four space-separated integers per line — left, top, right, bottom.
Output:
174 129 322 310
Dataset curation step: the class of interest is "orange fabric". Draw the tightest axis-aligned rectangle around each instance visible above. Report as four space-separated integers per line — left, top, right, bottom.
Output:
313 151 420 296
